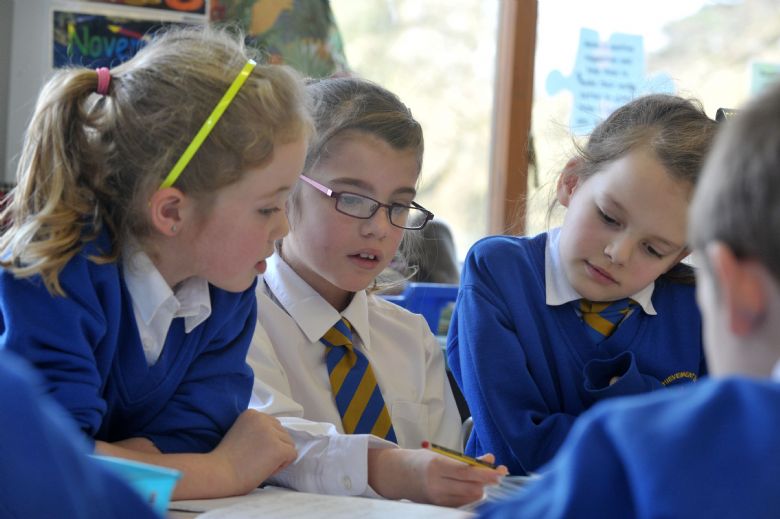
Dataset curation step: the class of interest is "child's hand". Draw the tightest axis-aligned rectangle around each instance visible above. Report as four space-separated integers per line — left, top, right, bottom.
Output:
212 409 298 495
368 448 507 507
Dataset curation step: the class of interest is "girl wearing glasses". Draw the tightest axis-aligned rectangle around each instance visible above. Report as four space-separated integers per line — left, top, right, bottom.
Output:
0 27 311 499
247 77 506 507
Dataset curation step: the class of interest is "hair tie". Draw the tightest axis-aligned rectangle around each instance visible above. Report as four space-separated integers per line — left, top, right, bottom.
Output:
96 67 111 96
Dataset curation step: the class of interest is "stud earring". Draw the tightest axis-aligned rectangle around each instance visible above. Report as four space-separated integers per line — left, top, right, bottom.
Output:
171 224 177 233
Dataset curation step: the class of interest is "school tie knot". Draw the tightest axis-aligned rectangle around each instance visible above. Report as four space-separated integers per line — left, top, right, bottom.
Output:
320 317 397 442
579 298 635 343
321 317 357 365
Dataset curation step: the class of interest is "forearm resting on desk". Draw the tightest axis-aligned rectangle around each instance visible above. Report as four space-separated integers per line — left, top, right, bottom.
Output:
95 410 298 500
96 440 245 500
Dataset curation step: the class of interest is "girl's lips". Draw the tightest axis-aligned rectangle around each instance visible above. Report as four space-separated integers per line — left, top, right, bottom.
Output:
347 252 382 270
256 249 275 274
585 261 617 284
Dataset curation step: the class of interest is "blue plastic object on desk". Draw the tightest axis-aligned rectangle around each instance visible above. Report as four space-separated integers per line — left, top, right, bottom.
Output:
90 455 181 516
383 282 459 334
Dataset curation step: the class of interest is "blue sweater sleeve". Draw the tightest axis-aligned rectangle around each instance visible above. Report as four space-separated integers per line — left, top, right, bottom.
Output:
0 255 113 437
447 239 577 475
480 379 780 519
141 286 257 453
477 407 636 519
0 351 156 519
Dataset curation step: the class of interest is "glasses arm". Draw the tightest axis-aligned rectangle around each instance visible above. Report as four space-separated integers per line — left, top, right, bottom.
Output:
411 201 435 222
299 175 333 196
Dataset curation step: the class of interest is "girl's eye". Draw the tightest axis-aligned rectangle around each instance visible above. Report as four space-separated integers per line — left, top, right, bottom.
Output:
597 208 619 226
258 207 280 217
339 195 364 208
644 243 664 259
390 205 411 218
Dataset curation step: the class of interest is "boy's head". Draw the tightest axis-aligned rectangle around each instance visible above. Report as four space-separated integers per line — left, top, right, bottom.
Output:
689 82 780 377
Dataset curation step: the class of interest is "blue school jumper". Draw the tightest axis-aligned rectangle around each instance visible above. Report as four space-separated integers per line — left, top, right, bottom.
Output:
478 378 780 519
0 350 156 518
447 233 705 475
0 230 256 453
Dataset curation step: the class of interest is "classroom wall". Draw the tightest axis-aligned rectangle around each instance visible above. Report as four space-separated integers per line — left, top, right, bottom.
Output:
2 1 208 184
0 0 13 185
4 0 54 184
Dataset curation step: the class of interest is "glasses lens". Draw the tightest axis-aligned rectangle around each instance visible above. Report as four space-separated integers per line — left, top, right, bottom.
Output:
336 193 377 218
389 205 411 227
391 206 430 229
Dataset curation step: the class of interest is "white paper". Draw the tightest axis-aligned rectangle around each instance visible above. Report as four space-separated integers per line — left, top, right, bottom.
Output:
170 487 474 518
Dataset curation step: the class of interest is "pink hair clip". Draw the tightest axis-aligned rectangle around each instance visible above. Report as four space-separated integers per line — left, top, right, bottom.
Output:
96 67 111 96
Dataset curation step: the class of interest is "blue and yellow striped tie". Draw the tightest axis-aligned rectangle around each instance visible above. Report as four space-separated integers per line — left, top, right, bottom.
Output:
579 298 635 344
321 318 397 442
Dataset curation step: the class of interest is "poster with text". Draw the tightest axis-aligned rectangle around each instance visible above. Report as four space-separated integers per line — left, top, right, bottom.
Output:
52 10 194 68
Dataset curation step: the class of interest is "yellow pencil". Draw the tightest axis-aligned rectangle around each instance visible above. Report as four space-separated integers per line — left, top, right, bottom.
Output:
421 441 496 469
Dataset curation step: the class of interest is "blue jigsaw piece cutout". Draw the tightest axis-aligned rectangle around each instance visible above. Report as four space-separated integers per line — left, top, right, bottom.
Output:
546 28 674 134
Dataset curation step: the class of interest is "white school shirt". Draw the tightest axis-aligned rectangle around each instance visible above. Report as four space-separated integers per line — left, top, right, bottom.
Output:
122 246 211 365
248 252 461 496
771 360 780 381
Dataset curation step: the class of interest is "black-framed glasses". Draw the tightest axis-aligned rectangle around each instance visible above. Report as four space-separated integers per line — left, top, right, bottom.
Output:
299 175 434 230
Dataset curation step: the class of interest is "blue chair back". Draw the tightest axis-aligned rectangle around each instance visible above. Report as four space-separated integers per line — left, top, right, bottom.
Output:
383 282 459 334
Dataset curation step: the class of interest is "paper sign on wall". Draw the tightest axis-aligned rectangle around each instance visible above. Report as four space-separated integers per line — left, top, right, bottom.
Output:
751 62 780 96
546 28 674 134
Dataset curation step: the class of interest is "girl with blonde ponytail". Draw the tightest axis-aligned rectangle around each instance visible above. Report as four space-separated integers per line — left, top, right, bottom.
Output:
0 26 312 500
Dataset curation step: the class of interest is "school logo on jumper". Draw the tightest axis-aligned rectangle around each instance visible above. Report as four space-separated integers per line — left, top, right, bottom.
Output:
661 371 697 386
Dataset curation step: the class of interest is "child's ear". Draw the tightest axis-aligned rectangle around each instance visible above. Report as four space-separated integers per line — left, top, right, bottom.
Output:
556 158 582 208
706 242 768 336
148 187 186 236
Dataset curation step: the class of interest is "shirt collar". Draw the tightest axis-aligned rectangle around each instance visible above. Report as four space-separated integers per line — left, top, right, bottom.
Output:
122 245 211 333
263 252 372 350
544 227 657 315
771 360 780 382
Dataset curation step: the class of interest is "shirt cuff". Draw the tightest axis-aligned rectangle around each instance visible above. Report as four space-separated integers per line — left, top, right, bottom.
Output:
269 427 397 497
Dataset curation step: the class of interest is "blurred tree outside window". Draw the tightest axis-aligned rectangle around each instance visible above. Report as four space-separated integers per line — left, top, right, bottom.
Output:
211 0 349 77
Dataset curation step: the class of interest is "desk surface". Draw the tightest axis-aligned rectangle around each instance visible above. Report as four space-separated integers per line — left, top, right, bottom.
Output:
169 487 474 518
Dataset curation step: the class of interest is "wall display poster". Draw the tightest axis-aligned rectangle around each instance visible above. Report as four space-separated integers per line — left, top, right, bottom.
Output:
52 2 204 68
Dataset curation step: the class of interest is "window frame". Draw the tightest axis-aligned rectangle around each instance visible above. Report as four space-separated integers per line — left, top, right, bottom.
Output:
488 0 538 235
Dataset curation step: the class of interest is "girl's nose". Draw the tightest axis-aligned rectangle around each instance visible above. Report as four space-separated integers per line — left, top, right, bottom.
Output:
604 235 631 265
273 211 290 241
359 207 392 239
